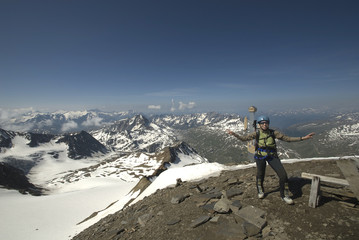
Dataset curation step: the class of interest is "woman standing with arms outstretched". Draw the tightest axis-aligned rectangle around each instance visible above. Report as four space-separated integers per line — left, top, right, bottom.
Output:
227 115 315 204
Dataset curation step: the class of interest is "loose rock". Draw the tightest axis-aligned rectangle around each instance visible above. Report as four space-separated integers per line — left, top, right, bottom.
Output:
190 215 211 228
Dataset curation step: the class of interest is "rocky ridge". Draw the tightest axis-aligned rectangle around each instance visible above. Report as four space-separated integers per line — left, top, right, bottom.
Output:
72 159 359 240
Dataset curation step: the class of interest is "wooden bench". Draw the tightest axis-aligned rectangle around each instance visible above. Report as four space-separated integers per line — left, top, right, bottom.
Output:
301 172 350 208
301 157 359 208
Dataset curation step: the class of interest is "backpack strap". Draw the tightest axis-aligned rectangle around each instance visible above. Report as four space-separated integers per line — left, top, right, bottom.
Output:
269 129 276 140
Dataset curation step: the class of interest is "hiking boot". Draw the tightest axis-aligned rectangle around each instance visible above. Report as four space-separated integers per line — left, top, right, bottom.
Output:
257 185 265 199
258 191 265 199
282 196 294 205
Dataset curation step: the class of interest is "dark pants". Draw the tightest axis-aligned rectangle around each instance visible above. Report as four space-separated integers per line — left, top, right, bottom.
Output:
255 157 289 198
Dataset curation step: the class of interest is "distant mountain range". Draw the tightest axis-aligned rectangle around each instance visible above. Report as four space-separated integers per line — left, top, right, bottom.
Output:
0 110 131 134
1 110 358 195
1 110 358 161
283 112 359 158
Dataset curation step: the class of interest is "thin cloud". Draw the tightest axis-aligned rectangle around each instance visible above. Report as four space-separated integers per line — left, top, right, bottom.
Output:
1 122 35 132
61 121 78 132
0 107 35 121
148 105 161 110
0 107 36 132
37 119 54 128
82 117 103 127
179 101 196 110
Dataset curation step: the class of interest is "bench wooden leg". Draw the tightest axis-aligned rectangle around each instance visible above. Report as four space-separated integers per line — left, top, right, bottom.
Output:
309 176 321 208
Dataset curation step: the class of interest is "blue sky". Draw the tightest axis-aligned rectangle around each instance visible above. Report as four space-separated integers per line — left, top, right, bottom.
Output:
1 0 358 114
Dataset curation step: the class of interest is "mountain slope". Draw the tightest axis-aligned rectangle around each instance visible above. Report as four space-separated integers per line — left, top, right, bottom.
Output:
56 131 108 159
92 115 177 153
283 112 359 158
72 158 359 240
0 137 209 240
0 162 42 195
0 128 110 187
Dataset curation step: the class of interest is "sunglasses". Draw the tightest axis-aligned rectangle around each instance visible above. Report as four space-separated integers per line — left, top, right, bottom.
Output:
259 121 269 125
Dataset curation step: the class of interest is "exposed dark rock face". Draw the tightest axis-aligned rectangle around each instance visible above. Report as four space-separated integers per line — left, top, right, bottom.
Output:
2 157 37 175
0 162 42 195
1 128 54 148
0 128 15 149
26 132 54 147
56 131 108 159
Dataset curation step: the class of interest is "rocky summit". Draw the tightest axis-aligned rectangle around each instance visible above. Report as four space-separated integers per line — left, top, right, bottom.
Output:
73 159 359 240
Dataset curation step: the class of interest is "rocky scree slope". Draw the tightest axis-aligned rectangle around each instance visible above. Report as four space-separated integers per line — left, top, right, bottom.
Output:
73 159 359 240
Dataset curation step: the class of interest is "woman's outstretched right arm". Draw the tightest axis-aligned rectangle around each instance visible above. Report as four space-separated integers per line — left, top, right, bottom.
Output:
226 130 256 142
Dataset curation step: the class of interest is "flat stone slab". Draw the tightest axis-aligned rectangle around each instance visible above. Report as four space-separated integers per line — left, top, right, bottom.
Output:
190 215 211 228
167 219 181 225
206 216 247 239
226 187 244 198
201 202 216 213
192 192 222 206
242 221 261 237
229 200 242 214
236 205 267 229
170 194 190 204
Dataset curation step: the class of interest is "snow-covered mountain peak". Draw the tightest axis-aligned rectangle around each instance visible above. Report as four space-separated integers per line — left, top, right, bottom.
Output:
92 114 177 153
151 112 243 130
62 110 91 120
109 114 151 132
